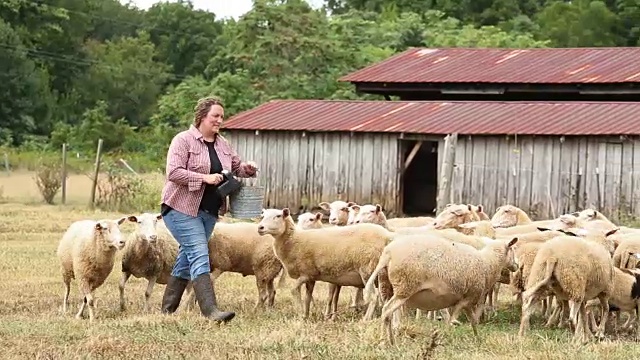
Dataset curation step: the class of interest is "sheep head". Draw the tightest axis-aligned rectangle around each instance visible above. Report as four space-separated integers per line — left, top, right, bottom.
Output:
319 200 356 226
128 212 163 243
258 208 293 236
352 204 385 225
491 205 529 228
297 212 323 229
433 204 473 230
95 217 127 250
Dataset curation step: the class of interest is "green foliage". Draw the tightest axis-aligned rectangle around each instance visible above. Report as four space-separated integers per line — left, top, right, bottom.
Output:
0 0 637 178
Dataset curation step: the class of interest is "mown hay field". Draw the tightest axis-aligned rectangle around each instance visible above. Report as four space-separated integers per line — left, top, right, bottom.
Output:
1 172 640 359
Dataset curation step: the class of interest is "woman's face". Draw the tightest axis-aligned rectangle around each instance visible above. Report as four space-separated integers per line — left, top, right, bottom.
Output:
200 104 224 135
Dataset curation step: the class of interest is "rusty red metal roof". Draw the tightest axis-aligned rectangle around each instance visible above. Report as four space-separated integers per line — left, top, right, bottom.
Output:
222 100 640 135
338 47 640 84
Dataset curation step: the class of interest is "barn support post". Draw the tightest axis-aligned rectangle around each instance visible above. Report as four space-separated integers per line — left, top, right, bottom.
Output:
436 133 458 213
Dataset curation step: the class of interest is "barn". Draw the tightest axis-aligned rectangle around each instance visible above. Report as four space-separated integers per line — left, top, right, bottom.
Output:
222 47 640 222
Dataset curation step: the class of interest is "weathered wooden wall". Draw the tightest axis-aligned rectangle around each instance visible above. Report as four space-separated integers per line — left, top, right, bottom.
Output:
223 130 400 213
443 135 640 222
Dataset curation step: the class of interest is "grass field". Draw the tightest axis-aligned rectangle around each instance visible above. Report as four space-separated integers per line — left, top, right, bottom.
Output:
1 172 640 359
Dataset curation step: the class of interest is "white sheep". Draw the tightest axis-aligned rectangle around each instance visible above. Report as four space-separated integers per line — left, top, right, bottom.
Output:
296 212 324 229
585 261 640 339
363 232 518 344
118 213 181 312
56 217 127 321
184 221 288 311
257 207 395 320
319 200 356 226
432 203 482 235
518 228 617 343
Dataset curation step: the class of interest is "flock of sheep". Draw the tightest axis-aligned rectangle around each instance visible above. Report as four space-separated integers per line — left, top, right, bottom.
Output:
55 198 640 345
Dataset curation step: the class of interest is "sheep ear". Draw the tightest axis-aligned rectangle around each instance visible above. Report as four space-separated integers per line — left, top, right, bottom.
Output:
467 204 473 211
347 201 356 207
95 222 104 230
477 205 483 213
155 213 163 220
282 208 290 217
570 211 580 216
507 237 518 247
558 229 578 237
314 212 322 221
375 204 382 213
127 215 138 223
537 227 552 232
351 205 360 211
319 202 330 210
117 217 127 225
606 228 619 237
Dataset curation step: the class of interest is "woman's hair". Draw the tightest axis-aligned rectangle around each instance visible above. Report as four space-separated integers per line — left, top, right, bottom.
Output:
193 96 224 127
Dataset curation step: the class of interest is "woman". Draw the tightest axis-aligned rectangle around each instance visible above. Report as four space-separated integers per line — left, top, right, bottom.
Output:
159 96 258 323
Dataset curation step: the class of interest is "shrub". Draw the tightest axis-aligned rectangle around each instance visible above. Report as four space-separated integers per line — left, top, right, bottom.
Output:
33 160 63 204
95 162 162 213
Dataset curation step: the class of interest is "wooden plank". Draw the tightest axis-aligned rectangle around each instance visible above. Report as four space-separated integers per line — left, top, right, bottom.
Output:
558 137 573 214
436 133 457 213
517 136 534 215
633 139 640 217
451 136 466 205
620 138 634 217
495 136 510 212
360 134 374 204
605 141 622 221
549 137 562 217
478 137 495 213
338 133 352 203
463 135 474 204
470 137 485 206
403 141 423 171
381 134 396 212
371 134 384 206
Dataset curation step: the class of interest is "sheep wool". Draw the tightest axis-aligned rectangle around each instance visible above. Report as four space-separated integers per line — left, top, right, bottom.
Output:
56 217 127 322
257 207 395 320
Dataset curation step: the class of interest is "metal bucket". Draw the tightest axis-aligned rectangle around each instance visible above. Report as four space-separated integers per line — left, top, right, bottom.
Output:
229 185 265 219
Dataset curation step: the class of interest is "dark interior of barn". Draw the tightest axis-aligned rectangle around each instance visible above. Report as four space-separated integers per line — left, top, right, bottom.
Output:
400 140 438 216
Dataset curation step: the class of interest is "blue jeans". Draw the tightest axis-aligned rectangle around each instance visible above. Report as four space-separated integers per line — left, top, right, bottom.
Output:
163 208 216 281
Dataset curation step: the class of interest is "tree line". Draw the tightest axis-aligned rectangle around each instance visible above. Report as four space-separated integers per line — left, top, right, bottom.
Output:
0 0 635 169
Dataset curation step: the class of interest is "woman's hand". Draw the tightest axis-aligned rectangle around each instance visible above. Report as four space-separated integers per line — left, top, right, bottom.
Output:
203 173 224 185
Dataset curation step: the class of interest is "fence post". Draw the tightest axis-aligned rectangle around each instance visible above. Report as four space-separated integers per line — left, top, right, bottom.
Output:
61 143 67 204
89 139 104 209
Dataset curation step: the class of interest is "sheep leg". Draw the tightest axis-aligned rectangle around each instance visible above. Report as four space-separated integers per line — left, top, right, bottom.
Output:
290 277 307 310
62 278 71 314
76 296 87 319
379 295 407 346
635 305 640 341
519 290 543 337
266 278 276 308
144 277 157 313
351 287 364 309
118 272 131 311
463 306 481 338
303 281 316 320
447 300 471 327
254 277 268 310
324 284 339 319
594 293 609 340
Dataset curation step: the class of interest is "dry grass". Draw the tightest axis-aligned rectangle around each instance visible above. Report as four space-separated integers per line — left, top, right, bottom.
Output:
0 170 163 206
2 204 640 358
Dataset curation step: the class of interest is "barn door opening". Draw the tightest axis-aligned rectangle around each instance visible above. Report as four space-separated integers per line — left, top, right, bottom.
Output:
400 140 439 216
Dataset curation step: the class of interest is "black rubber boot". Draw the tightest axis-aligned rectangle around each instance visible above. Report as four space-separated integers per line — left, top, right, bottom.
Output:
161 275 189 314
192 273 235 323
